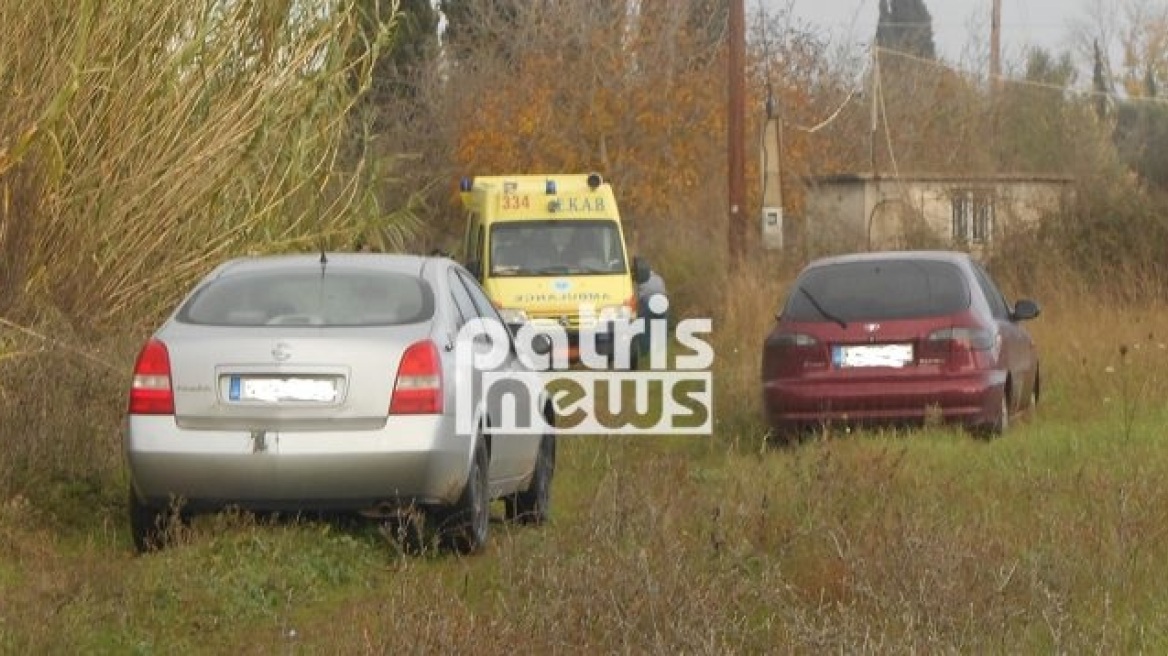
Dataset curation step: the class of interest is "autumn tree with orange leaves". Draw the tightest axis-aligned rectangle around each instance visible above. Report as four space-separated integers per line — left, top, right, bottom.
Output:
442 1 724 239
435 1 839 259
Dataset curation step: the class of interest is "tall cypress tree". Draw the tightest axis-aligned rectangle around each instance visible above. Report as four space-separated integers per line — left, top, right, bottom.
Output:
1092 39 1110 120
875 0 936 59
390 0 440 75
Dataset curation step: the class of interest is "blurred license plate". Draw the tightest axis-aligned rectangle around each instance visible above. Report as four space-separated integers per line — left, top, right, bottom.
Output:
832 344 913 368
229 376 337 402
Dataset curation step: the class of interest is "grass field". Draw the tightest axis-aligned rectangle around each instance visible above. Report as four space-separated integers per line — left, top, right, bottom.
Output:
1 297 1167 653
3 418 1168 653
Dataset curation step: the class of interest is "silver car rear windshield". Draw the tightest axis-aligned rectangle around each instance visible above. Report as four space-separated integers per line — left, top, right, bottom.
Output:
177 270 435 327
784 260 970 322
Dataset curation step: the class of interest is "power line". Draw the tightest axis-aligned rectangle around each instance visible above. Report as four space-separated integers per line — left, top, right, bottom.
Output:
875 44 1168 106
786 40 1161 140
786 83 864 133
875 51 902 184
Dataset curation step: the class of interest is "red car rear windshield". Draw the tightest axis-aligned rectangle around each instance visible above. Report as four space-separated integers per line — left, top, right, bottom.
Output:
178 270 435 327
783 259 970 322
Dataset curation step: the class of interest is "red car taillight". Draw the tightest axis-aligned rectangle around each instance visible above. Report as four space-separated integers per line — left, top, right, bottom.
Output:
920 327 997 367
763 332 828 378
128 339 174 415
390 340 444 414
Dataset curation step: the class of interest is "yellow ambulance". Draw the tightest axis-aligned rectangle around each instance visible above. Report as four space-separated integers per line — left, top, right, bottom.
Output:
458 173 650 366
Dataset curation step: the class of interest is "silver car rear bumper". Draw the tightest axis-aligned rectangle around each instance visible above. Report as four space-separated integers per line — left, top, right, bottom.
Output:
124 415 472 511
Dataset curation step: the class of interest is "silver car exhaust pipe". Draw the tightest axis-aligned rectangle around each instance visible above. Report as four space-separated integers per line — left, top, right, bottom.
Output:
358 502 405 519
360 502 427 521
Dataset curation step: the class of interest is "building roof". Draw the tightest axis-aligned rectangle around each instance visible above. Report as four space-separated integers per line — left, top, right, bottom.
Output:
807 172 1074 185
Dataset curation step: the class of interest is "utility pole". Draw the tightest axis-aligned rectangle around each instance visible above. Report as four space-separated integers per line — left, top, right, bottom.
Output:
727 0 746 271
989 0 1002 166
990 0 1002 89
870 46 880 175
761 85 784 251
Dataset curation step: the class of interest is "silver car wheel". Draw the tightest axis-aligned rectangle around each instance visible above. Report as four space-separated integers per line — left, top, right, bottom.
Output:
506 433 555 525
441 439 489 554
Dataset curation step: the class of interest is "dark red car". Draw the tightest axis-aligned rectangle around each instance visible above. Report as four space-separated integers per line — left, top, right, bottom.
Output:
762 251 1040 438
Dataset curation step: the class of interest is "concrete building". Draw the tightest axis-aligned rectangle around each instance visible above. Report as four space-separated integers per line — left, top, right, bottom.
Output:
803 173 1074 256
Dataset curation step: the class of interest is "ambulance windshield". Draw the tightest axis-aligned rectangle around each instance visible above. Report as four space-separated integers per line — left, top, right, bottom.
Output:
489 220 627 277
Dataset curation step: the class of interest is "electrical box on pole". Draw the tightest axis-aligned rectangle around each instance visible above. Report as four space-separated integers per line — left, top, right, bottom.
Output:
760 96 783 250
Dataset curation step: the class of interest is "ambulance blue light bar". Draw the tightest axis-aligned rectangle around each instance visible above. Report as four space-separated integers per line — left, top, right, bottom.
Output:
459 177 473 192
546 179 556 195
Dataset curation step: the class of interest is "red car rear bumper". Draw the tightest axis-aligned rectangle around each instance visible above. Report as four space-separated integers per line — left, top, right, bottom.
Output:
763 370 1007 432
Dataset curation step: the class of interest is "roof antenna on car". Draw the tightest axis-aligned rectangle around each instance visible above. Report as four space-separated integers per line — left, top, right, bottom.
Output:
319 241 328 277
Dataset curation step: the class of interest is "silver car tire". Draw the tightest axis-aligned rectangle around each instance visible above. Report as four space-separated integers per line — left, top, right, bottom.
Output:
440 439 489 555
506 433 555 525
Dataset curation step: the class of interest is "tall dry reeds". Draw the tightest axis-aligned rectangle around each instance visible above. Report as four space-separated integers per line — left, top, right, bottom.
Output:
0 0 419 499
0 0 418 335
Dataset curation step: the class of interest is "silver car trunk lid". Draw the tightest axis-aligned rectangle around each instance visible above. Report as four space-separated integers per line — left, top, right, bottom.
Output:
158 322 434 431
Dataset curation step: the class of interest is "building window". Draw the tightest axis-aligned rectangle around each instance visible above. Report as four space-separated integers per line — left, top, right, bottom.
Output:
951 190 994 243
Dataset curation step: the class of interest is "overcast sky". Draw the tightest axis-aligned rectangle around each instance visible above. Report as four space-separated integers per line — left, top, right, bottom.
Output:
761 0 1095 70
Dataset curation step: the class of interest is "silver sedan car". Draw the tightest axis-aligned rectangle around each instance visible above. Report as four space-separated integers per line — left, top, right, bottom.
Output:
124 253 555 553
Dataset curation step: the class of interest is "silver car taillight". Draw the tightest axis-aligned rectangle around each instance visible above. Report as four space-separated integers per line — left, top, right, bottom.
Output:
128 339 175 415
390 340 444 414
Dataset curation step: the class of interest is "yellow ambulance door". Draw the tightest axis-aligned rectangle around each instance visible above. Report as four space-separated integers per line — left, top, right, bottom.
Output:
464 211 486 280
